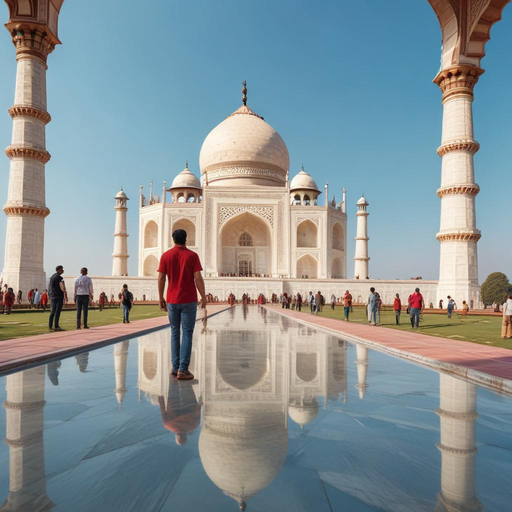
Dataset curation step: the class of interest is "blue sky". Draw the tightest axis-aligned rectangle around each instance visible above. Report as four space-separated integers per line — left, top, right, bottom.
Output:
0 0 511 280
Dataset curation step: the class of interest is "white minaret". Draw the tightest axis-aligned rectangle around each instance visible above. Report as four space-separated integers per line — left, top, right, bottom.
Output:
434 68 482 308
112 189 129 276
435 374 481 512
354 195 369 279
114 341 130 410
1 3 65 293
354 344 369 400
1 367 54 511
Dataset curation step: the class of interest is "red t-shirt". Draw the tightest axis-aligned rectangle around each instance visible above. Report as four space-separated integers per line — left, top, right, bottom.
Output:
409 293 423 309
158 246 203 304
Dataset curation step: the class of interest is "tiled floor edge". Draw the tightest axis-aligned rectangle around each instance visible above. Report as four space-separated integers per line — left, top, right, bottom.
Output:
264 306 512 396
0 305 231 376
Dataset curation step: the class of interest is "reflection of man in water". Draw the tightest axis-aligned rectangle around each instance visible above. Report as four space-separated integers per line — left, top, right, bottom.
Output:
158 378 201 446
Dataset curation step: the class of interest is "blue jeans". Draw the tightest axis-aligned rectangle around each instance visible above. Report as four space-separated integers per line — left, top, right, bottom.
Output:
123 304 130 322
411 307 420 328
344 306 350 320
168 302 197 372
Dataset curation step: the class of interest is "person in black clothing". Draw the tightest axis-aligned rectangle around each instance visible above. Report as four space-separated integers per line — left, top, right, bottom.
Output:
49 265 68 331
121 284 134 323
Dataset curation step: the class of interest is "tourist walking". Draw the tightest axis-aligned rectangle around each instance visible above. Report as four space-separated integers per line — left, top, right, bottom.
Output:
462 300 469 317
343 290 352 321
3 287 15 315
34 288 41 309
16 290 22 305
446 296 455 319
74 267 94 329
314 291 321 315
409 288 424 328
501 294 512 339
41 289 48 311
367 287 377 325
330 293 336 310
296 292 302 312
439 299 443 309
158 229 206 380
393 293 402 325
49 265 68 331
0 288 3 314
27 288 34 308
375 293 382 324
121 284 133 323
308 291 315 313
291 295 296 310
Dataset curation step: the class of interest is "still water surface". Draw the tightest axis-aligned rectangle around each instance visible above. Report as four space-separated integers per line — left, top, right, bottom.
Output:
0 306 511 511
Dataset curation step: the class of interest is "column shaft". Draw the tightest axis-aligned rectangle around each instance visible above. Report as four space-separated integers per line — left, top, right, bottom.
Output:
434 66 483 307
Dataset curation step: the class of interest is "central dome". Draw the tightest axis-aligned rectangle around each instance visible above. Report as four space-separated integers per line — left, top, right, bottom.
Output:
199 100 290 187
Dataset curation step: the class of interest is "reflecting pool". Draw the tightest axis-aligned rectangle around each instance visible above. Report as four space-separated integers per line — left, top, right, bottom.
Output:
0 306 511 511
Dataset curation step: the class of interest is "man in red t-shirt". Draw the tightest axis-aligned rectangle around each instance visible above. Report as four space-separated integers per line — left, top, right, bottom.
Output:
158 229 206 380
409 287 424 328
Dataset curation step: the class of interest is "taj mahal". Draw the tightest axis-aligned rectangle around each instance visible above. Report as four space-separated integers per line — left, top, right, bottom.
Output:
1 0 510 308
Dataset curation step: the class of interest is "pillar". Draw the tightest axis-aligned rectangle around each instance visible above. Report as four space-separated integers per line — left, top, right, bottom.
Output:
354 196 369 279
112 190 129 276
1 366 53 511
435 374 481 511
434 66 483 307
1 15 63 293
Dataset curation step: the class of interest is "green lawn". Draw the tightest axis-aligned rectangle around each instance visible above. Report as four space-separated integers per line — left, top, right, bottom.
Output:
0 305 167 341
314 306 509 349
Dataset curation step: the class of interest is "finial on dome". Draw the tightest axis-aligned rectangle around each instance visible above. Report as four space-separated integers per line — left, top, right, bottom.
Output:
242 80 247 106
186 160 189 169
239 501 246 511
301 164 304 172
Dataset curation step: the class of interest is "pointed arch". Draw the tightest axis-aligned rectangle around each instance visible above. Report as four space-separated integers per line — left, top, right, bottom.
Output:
297 254 318 279
297 220 317 248
144 221 158 248
172 218 196 246
331 257 343 279
332 222 344 251
143 255 159 277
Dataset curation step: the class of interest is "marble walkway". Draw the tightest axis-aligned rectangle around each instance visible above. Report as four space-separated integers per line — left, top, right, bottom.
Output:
0 304 229 374
265 305 512 394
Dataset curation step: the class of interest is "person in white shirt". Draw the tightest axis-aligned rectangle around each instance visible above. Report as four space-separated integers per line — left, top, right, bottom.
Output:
502 294 512 339
34 288 41 309
74 267 94 329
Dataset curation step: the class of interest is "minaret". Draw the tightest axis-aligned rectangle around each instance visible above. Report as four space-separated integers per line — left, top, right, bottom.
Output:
354 344 368 400
112 189 129 277
435 374 481 512
114 341 130 410
354 195 369 279
1 367 54 511
1 2 65 293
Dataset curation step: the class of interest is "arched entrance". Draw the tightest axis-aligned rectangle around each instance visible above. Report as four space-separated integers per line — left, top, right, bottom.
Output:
297 254 318 279
172 218 196 246
143 255 159 276
331 257 342 278
220 212 271 277
297 220 317 248
144 221 158 248
332 223 344 251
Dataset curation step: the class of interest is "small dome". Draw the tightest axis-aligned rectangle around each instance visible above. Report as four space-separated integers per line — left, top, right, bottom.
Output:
115 189 128 200
290 167 320 192
288 398 319 427
199 96 290 187
357 195 368 206
170 164 202 190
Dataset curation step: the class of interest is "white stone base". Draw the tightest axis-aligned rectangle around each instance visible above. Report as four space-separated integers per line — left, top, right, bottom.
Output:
62 275 439 306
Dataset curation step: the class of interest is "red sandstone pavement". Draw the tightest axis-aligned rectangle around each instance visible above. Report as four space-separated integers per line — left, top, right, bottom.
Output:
0 305 229 374
265 306 512 394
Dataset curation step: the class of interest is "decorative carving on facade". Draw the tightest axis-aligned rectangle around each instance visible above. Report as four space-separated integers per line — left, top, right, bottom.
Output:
436 232 482 242
8 105 51 124
3 399 46 411
437 139 480 157
5 431 44 448
436 442 478 456
206 166 285 183
469 0 491 36
5 146 51 164
3 205 50 218
218 205 274 228
436 184 480 198
435 407 479 421
10 26 56 63
434 65 484 102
